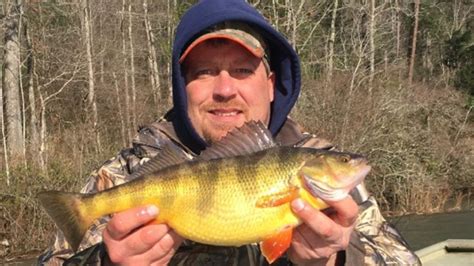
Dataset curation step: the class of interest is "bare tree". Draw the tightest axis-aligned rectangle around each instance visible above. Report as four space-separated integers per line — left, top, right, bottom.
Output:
408 0 420 85
113 72 127 147
286 0 306 49
121 0 132 143
368 0 376 94
393 0 401 58
25 19 40 163
98 0 105 84
143 0 161 105
81 0 101 152
36 68 79 171
128 1 137 132
327 0 339 83
0 17 10 183
3 0 25 163
164 0 178 105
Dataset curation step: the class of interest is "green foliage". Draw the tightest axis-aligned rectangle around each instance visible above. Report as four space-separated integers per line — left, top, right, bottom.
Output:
175 0 197 18
445 30 474 94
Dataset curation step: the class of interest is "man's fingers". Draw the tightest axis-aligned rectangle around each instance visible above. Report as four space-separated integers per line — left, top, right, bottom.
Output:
148 229 184 263
325 197 358 227
291 199 333 227
106 205 159 240
291 199 342 241
118 223 172 255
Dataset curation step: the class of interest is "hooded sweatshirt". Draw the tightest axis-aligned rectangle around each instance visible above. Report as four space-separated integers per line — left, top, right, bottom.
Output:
171 0 301 153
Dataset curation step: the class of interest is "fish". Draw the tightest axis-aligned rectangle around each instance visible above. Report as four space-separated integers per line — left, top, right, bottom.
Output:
38 121 371 263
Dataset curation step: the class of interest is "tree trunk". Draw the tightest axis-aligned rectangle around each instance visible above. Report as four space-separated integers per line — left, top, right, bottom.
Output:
25 20 40 163
368 0 376 94
423 32 433 81
98 0 105 84
113 72 127 147
408 0 420 85
292 0 305 50
165 0 177 106
0 31 11 184
81 0 101 152
272 0 279 31
128 1 137 132
18 2 27 164
3 0 25 162
38 86 47 172
121 0 131 143
394 0 401 58
143 0 161 106
327 0 339 82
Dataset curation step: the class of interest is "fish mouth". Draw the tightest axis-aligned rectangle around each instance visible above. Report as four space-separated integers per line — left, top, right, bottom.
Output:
303 165 371 201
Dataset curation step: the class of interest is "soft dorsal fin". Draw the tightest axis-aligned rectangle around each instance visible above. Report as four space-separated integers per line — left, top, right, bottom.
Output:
130 144 191 179
198 120 276 160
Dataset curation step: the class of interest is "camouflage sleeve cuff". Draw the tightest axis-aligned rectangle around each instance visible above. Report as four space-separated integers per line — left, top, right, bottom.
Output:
355 196 421 265
63 242 107 266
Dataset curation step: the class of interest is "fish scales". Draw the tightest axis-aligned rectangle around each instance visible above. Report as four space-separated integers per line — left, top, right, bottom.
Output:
162 148 304 245
76 148 302 246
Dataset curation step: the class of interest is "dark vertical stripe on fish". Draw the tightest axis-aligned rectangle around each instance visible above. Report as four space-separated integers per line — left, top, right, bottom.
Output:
198 160 219 215
153 167 177 211
240 151 265 198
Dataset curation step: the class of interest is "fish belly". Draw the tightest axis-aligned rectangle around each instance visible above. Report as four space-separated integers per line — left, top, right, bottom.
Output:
154 159 301 246
170 200 300 246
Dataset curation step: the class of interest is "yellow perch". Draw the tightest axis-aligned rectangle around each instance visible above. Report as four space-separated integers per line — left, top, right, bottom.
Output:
38 121 371 263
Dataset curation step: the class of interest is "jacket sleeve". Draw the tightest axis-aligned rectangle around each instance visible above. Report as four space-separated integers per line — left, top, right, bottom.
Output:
349 196 421 265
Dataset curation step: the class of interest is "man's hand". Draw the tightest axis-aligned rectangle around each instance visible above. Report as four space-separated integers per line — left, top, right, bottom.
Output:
102 205 184 265
288 197 358 266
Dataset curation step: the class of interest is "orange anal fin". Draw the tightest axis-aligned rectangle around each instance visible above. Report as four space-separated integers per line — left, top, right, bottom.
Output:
256 186 299 208
260 226 293 264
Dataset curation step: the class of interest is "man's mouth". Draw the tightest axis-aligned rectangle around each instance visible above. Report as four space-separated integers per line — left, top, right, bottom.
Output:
209 109 242 117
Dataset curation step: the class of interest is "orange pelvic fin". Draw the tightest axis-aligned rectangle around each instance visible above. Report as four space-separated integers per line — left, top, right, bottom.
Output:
260 226 293 264
255 186 299 208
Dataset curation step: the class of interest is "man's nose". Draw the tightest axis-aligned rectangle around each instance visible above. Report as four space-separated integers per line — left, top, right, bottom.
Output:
213 70 236 100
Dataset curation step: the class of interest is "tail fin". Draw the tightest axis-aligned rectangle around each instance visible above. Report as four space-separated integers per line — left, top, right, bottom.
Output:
38 191 93 251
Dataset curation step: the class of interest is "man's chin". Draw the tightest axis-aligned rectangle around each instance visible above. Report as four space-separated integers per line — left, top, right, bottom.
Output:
202 124 241 144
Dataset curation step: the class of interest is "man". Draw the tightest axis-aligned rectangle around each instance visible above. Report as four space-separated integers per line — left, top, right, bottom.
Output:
39 0 420 265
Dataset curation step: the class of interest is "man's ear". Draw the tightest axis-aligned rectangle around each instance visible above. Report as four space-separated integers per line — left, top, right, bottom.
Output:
268 72 275 102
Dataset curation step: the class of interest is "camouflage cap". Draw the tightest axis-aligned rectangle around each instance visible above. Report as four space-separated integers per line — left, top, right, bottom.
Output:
179 21 271 72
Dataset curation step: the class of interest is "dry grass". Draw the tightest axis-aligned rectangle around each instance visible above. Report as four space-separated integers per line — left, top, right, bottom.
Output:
0 133 121 261
293 71 473 215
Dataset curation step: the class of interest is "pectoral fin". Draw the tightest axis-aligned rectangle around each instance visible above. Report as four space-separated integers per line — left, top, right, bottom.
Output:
255 186 299 208
260 226 293 264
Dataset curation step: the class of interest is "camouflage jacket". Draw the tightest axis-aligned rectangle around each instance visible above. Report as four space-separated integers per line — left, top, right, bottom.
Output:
38 117 421 265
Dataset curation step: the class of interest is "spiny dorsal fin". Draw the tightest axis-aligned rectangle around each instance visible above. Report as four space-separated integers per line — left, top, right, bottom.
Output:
130 144 191 179
199 120 276 160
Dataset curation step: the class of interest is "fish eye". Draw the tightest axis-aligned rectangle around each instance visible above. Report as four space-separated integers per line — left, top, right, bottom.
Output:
339 155 351 163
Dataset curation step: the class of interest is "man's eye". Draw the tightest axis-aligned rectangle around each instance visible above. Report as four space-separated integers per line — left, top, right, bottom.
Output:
233 68 253 75
195 69 214 77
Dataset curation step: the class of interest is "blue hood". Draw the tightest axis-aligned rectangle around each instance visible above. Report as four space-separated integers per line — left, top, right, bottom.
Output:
171 0 301 153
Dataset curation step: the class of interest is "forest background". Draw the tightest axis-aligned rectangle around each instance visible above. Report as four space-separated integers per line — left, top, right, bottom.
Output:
0 0 473 261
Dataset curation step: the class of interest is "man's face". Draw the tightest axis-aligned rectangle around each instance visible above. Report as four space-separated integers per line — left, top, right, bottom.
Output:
183 40 275 143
